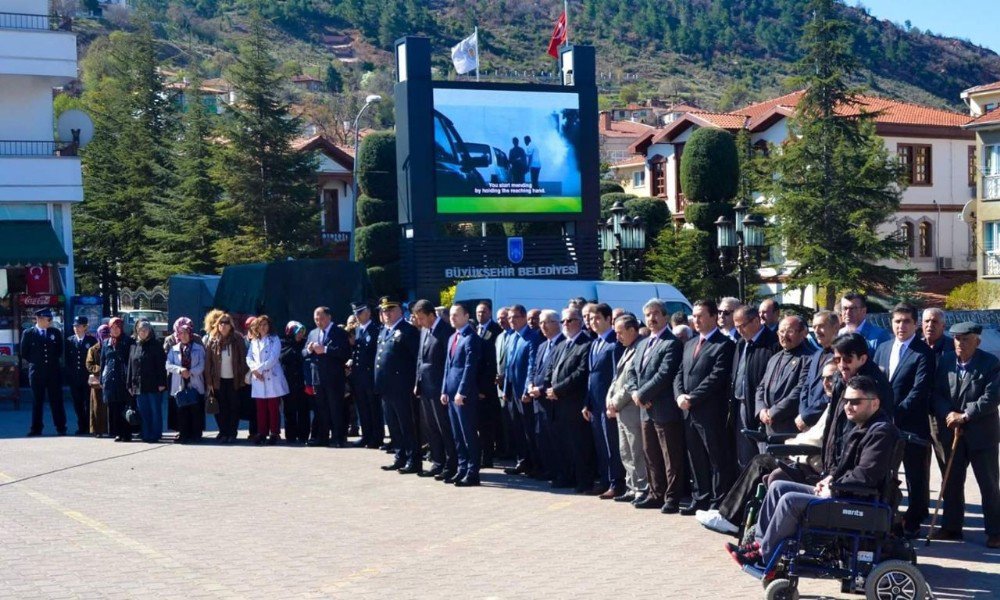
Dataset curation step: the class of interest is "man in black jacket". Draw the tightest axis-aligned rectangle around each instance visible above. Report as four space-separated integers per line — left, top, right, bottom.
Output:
730 375 900 566
413 299 457 479
755 315 812 441
65 316 97 435
304 306 352 447
675 299 736 513
476 301 504 467
731 305 779 469
349 302 382 448
22 308 65 437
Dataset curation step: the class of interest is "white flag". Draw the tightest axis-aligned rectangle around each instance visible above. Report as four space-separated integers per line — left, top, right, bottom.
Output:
451 31 479 75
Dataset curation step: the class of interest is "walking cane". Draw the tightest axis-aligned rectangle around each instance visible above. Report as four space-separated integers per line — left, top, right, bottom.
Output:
925 427 963 546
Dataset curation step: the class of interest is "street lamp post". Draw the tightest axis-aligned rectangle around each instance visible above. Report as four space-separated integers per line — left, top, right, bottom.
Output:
349 94 382 262
715 200 766 303
599 201 647 281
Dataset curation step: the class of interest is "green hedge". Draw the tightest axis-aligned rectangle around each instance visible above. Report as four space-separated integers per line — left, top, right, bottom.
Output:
680 127 738 203
684 201 733 232
600 192 637 220
367 261 402 298
355 221 400 266
623 197 670 241
357 194 396 226
357 131 397 202
599 181 625 195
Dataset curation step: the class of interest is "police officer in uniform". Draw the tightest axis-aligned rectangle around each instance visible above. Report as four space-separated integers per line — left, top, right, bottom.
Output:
374 296 422 474
21 308 66 436
65 316 97 435
349 302 382 448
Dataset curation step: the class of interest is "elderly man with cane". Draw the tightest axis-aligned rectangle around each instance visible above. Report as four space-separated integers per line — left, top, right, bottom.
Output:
927 322 1000 549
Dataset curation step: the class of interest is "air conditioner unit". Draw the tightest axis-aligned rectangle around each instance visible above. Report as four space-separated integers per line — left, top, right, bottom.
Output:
936 257 953 270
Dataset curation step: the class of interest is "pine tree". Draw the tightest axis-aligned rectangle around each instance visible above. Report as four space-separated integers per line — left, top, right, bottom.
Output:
147 74 221 279
767 0 906 309
212 10 318 264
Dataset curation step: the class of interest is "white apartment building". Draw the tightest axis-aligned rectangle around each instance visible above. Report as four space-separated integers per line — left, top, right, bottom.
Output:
0 1 81 314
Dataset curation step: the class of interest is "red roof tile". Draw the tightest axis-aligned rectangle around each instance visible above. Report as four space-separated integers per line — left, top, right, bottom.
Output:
966 107 1000 128
610 156 645 168
962 81 1000 95
601 119 655 138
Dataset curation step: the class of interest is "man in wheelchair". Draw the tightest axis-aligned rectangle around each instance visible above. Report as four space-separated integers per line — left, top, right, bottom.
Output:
727 375 900 570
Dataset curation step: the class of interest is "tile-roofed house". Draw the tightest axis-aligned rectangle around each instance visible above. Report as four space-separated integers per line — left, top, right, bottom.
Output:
292 135 356 259
963 81 1000 299
598 111 654 164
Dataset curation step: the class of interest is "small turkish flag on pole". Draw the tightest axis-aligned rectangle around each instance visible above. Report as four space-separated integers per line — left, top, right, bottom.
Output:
547 11 567 58
26 266 51 294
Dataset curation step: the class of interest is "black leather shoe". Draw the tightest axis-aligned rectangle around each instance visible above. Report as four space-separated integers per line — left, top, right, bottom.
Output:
26 431 42 437
455 475 481 487
634 496 663 509
550 479 574 489
987 535 1000 549
435 470 454 481
381 461 406 471
397 463 421 475
445 471 465 484
661 500 680 514
57 430 68 436
419 466 444 478
503 462 528 476
928 528 963 541
306 439 326 447
631 493 649 505
614 491 636 503
350 439 368 448
680 502 709 516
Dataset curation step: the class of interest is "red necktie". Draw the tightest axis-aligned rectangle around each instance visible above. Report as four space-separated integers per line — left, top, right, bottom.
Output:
693 336 704 359
450 332 459 357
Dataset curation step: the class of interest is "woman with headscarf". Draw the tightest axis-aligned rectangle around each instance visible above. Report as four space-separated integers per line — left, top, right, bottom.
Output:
86 324 110 437
126 320 167 443
164 316 203 435
280 320 310 444
204 313 249 443
101 317 134 442
166 321 206 443
246 315 289 445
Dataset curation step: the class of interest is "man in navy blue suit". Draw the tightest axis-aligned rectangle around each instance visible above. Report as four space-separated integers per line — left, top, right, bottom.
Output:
502 305 542 477
873 302 934 537
304 306 352 447
527 309 566 484
414 299 457 480
441 303 483 486
375 297 422 474
797 310 841 431
839 292 891 352
584 303 625 498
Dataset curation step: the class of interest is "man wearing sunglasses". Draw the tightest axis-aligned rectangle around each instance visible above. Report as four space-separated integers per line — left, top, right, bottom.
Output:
718 297 741 343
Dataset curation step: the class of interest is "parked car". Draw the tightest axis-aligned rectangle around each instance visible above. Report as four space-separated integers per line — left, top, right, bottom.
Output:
118 309 169 338
465 143 512 184
434 109 486 197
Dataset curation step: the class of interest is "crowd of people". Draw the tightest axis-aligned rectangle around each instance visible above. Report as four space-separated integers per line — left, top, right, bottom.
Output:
19 292 1000 554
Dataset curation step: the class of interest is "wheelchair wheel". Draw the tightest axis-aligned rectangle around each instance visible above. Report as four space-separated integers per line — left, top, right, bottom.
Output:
864 560 927 600
764 578 799 600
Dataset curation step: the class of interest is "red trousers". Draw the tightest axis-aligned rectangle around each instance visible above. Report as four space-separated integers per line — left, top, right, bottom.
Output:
255 397 281 437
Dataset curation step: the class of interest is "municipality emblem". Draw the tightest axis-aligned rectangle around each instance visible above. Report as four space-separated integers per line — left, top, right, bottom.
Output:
507 237 525 264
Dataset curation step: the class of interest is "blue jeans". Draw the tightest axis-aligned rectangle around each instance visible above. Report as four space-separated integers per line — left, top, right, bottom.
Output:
136 392 163 442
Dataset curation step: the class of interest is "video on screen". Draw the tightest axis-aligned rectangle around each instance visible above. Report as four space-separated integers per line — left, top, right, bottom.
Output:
433 88 583 215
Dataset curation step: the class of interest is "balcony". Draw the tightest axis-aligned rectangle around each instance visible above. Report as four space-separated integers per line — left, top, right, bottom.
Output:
0 12 72 31
984 252 1000 278
0 24 76 80
985 174 1000 201
0 140 77 157
0 143 82 203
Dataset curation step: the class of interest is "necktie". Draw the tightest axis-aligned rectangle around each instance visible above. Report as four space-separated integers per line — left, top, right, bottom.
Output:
450 332 459 358
693 336 705 359
641 336 659 370
737 341 750 400
478 324 486 337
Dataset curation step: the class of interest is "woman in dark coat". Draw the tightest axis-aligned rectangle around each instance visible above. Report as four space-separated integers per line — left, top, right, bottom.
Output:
101 317 134 442
280 321 310 444
126 320 168 443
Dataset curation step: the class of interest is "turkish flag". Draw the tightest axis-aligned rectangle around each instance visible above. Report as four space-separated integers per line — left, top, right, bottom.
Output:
547 11 567 58
26 266 51 294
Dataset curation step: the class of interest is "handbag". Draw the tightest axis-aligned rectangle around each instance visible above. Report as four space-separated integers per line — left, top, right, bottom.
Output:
125 406 141 426
205 390 220 415
175 385 200 407
88 374 101 388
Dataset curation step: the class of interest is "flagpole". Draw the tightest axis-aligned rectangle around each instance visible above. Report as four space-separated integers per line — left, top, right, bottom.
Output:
474 26 480 82
564 0 569 48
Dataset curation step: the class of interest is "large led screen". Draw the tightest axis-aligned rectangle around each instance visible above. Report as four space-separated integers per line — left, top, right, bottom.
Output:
433 88 583 215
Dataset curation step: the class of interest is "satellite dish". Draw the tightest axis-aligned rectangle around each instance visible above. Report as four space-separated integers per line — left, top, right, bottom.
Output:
57 109 95 149
960 199 976 224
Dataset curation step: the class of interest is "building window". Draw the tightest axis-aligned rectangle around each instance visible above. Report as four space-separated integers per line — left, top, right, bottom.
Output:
898 144 932 186
969 145 977 187
753 139 770 158
323 189 340 233
900 222 914 258
674 143 685 196
651 159 666 197
632 171 645 188
986 145 1000 201
918 221 933 257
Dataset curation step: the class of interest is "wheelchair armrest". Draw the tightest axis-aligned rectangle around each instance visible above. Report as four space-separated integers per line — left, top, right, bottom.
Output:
742 428 768 444
767 433 798 444
767 444 821 458
829 482 879 499
899 430 930 447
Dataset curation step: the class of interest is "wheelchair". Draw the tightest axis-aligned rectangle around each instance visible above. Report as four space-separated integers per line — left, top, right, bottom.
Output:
738 431 931 600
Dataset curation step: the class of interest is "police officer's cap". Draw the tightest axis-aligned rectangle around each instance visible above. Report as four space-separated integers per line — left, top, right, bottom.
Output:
34 308 54 319
949 321 982 336
351 302 369 315
73 315 88 326
377 296 401 311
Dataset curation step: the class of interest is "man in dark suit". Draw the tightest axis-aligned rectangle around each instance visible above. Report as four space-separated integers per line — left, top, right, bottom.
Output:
839 292 891 352
349 302 382 448
65 316 97 435
731 305 779 469
930 322 1000 549
758 299 780 333
584 303 625 498
922 307 953 474
22 308 65 436
527 309 565 484
476 301 504 467
441 303 483 486
375 297 422 474
413 299 457 479
304 306 351 447
873 302 934 536
674 299 736 514
502 304 542 477
797 310 841 430
546 307 595 493
755 315 812 441
628 299 685 512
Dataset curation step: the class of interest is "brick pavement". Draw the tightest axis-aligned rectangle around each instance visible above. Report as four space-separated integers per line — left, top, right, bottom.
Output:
0 403 997 600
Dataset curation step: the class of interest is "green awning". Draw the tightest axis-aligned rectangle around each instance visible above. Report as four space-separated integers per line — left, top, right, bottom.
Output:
0 220 68 267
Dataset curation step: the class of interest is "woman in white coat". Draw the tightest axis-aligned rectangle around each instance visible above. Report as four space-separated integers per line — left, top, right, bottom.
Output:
246 315 289 445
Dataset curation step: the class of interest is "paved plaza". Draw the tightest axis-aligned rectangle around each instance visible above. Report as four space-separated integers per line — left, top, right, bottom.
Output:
1 403 998 599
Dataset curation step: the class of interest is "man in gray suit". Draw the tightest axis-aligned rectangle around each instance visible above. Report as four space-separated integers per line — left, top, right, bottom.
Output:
930 322 1000 549
629 299 685 512
606 313 646 504
755 315 812 442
